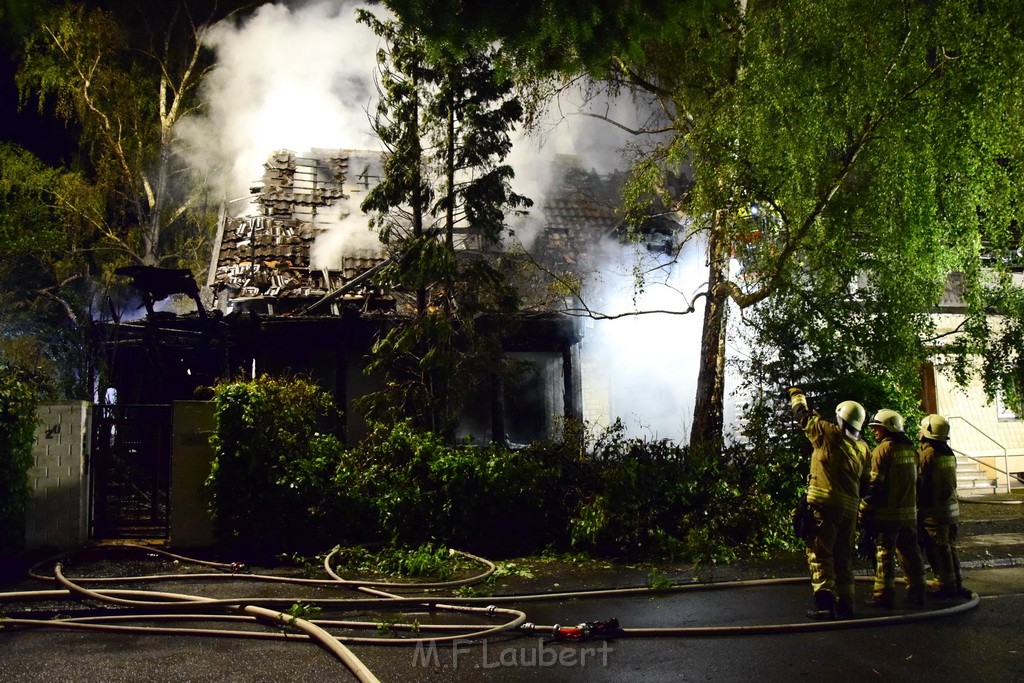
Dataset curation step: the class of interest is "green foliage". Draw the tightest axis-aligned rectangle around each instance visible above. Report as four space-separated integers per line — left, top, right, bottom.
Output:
330 543 466 580
381 0 727 74
734 282 931 452
950 278 1024 411
393 0 1024 445
356 11 530 437
567 421 802 566
207 377 572 558
284 601 322 624
207 375 350 559
0 142 99 397
646 567 673 590
355 419 573 555
208 376 804 566
6 2 235 399
0 366 40 552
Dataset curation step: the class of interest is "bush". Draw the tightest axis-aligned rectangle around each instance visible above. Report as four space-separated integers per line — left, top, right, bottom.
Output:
0 367 39 552
207 375 352 558
207 375 802 566
567 420 804 565
357 420 575 556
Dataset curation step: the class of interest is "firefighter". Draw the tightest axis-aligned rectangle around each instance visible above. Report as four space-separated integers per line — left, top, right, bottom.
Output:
861 409 928 607
917 413 971 599
789 388 871 620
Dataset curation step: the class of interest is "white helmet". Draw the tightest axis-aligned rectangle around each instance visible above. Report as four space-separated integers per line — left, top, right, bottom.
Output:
835 400 866 433
919 414 950 441
869 409 904 433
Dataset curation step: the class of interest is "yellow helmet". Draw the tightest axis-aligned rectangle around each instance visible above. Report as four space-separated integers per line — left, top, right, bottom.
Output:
869 409 904 433
835 400 866 432
919 414 950 441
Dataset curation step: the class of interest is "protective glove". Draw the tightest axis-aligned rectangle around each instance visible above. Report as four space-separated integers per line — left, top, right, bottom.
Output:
787 387 804 398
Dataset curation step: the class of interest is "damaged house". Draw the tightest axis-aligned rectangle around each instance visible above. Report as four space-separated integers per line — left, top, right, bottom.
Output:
95 149 667 446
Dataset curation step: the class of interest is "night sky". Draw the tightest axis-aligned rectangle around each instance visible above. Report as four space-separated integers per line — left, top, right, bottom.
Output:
0 53 76 164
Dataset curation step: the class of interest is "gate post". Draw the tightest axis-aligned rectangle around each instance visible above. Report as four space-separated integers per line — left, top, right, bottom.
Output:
169 401 216 547
26 402 91 549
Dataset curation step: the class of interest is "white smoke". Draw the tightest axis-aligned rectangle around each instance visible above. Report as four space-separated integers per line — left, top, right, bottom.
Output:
506 83 665 249
507 82 718 443
177 1 381 202
577 234 704 443
180 0 728 444
308 204 383 267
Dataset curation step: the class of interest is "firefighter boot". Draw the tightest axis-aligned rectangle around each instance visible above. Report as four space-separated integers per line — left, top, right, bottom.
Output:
927 582 961 599
806 590 836 620
835 595 856 619
864 590 895 609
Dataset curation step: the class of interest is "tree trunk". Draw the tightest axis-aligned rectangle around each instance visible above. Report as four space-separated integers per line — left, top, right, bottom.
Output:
410 64 427 316
689 213 729 448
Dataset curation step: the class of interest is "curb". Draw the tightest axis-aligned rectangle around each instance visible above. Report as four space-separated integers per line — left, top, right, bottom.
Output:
960 556 1024 570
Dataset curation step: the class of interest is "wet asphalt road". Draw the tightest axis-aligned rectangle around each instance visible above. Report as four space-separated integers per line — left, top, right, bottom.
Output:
3 497 1023 682
1 564 1022 682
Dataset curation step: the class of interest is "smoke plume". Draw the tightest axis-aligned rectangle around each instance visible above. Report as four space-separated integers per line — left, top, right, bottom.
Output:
181 0 733 444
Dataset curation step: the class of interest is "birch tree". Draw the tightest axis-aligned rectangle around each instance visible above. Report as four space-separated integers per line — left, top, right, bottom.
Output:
15 1 236 269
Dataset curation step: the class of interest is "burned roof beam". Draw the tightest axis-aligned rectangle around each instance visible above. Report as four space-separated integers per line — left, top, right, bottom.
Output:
294 257 394 316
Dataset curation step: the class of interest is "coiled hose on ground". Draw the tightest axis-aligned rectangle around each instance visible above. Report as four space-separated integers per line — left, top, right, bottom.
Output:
0 543 980 682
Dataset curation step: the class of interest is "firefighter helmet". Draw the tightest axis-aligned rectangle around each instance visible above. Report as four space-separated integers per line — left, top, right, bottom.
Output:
835 400 866 433
919 414 951 441
869 409 904 433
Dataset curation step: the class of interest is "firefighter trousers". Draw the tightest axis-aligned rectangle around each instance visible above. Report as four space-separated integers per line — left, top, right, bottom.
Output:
806 503 857 603
872 521 927 599
919 519 957 590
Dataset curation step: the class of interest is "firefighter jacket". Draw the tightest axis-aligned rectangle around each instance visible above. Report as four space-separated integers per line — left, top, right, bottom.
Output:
918 439 960 525
792 399 870 514
864 434 918 524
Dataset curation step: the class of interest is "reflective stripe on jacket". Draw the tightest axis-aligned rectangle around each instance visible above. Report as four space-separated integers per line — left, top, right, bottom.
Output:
868 436 918 524
918 440 960 524
793 402 870 514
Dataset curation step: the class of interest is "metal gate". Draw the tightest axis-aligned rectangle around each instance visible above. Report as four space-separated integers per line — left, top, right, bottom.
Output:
89 404 172 540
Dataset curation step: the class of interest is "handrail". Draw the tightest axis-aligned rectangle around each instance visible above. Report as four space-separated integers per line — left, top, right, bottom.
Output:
949 447 1023 488
946 416 1011 494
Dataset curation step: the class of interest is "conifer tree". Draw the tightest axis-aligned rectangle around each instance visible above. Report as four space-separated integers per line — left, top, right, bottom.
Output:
358 10 531 437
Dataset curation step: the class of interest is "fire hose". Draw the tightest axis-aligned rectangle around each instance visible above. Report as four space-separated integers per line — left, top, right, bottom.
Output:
0 543 980 681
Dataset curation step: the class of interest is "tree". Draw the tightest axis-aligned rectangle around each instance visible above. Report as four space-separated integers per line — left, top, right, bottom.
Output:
384 0 1024 448
357 10 531 438
15 1 243 271
378 0 727 73
5 1 253 397
0 141 103 396
0 363 39 552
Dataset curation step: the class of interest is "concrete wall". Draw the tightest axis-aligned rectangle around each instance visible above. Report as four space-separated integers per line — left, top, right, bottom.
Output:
169 401 216 548
26 402 91 549
26 400 219 549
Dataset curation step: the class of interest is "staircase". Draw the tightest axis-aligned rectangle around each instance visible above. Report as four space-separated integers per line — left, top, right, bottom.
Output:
947 416 1011 496
956 454 998 497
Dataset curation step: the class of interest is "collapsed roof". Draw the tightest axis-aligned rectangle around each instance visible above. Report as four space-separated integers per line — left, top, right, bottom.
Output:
208 149 685 319
209 149 390 316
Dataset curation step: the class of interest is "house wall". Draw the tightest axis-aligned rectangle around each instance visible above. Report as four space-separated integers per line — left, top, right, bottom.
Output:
26 402 91 549
932 362 1024 490
580 348 614 438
